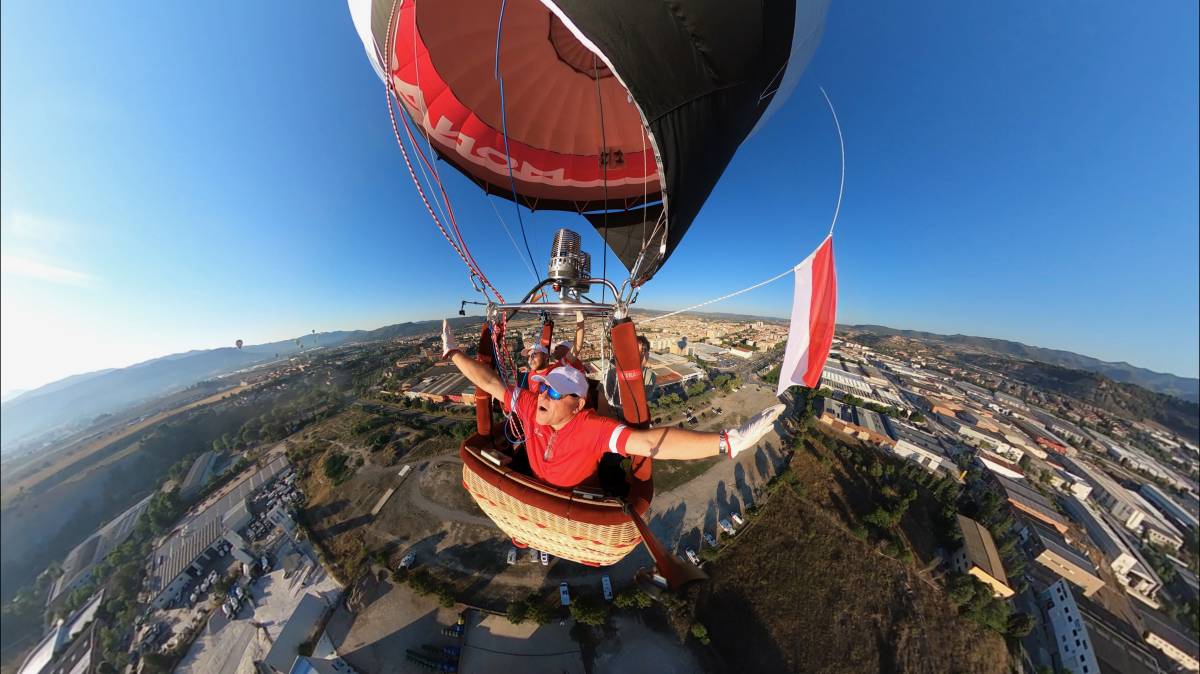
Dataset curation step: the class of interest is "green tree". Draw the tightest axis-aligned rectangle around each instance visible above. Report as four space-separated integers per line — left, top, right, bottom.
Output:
506 599 530 624
569 594 609 626
690 622 711 645
1006 612 1036 638
613 588 652 610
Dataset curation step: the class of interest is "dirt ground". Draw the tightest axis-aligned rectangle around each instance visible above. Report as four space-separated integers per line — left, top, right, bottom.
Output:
695 486 1009 674
592 614 702 674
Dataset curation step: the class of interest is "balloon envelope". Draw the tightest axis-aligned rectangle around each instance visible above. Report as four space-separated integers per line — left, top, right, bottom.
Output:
236 339 244 349
350 0 829 281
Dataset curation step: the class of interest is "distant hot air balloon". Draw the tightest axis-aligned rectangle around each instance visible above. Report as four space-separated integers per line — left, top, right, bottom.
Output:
235 339 243 350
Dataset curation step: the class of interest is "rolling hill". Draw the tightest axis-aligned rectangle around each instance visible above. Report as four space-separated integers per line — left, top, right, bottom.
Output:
842 325 1199 402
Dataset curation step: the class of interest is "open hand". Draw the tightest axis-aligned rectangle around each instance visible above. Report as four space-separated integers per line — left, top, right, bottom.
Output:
441 319 459 359
726 404 785 458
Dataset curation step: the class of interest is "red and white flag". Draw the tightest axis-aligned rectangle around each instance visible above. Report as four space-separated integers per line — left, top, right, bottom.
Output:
776 236 837 396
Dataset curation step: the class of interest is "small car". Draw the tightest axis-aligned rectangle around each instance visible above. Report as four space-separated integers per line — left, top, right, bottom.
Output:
540 550 549 566
601 575 613 602
719 519 736 535
399 552 416 570
685 548 701 565
731 513 745 527
506 548 517 565
559 582 571 606
703 532 718 548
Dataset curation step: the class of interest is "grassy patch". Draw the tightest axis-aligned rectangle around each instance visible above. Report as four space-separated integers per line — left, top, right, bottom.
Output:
697 487 1008 674
653 456 723 493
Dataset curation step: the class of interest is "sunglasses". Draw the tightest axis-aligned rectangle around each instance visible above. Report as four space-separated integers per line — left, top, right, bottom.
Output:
541 384 578 401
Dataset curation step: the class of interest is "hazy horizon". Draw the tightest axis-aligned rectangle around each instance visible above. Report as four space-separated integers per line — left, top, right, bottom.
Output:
3 310 1196 401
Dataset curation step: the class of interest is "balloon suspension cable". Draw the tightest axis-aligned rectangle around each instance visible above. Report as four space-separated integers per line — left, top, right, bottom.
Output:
381 2 504 303
485 194 539 283
405 2 454 239
593 56 610 303
494 0 540 277
643 86 845 324
819 86 845 237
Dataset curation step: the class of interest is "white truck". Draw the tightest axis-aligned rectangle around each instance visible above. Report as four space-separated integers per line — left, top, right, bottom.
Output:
559 582 571 606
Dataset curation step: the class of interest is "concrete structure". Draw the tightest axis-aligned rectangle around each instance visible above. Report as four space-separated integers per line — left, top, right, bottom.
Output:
180 450 218 498
1127 490 1185 550
18 592 103 674
1077 602 1165 674
1025 522 1105 597
406 372 474 404
951 515 1014 598
1138 609 1199 672
1060 495 1162 606
222 498 253 532
1039 580 1100 674
1069 460 1148 531
148 457 287 609
815 398 893 447
268 504 298 536
265 593 332 673
1054 469 1093 500
887 422 959 479
996 475 1070 535
1139 483 1199 534
48 493 153 607
977 449 1026 480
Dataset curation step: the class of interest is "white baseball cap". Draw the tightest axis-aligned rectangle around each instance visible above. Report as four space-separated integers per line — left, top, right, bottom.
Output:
531 365 588 398
526 344 550 355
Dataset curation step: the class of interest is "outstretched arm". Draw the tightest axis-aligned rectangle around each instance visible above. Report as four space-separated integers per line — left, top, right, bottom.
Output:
624 404 785 460
441 320 506 400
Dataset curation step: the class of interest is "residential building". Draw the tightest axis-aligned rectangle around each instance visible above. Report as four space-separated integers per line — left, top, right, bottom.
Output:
1068 459 1148 532
1025 522 1105 597
1139 483 1199 534
18 592 103 674
951 515 1014 598
886 423 961 480
1060 495 1162 607
1137 609 1199 672
1039 580 1100 674
996 475 1070 535
977 449 1026 481
816 398 894 447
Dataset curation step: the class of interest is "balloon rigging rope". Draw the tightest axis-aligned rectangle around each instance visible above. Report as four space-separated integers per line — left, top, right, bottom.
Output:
643 87 845 323
382 1 504 303
494 0 540 277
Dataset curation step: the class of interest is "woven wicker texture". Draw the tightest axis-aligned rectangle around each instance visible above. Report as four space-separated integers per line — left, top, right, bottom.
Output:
462 463 642 566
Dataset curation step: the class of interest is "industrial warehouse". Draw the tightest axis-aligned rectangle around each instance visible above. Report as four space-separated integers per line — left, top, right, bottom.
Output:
147 456 289 609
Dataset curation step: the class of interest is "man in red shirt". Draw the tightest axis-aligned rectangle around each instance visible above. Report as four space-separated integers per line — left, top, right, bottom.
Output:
443 321 783 489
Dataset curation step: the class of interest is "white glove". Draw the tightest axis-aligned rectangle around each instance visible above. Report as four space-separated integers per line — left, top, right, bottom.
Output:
441 319 459 359
724 404 785 458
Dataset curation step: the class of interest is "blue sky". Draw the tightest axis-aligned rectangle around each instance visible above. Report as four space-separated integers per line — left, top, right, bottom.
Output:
2 2 1197 395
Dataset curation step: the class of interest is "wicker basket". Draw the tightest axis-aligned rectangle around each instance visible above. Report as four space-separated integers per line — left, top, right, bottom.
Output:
460 434 652 566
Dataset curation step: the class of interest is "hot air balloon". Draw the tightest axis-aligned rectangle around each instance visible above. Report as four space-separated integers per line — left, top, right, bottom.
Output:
236 339 243 350
349 0 828 584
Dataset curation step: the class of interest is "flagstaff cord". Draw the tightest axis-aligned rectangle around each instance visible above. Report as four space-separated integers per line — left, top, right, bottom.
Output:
644 87 845 323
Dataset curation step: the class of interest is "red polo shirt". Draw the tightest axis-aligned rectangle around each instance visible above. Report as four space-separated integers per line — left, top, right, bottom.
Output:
503 386 631 488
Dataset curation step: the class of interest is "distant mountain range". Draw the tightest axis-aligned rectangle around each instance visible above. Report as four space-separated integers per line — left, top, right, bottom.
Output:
841 325 1199 403
6 316 1194 452
0 318 477 452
